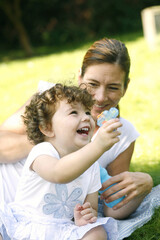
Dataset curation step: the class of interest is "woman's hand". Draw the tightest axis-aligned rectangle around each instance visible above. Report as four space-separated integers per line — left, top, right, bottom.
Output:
74 202 97 226
100 171 153 210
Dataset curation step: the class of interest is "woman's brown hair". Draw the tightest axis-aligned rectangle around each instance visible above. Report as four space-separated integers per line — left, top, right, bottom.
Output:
81 38 130 88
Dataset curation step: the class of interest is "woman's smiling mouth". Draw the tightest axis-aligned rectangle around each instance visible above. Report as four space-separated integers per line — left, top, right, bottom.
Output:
94 104 110 111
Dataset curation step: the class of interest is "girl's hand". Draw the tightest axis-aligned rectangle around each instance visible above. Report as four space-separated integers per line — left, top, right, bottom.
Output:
74 202 97 226
95 118 122 151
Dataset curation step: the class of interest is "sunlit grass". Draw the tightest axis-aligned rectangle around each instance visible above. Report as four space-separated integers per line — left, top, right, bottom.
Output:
0 49 84 122
119 36 160 239
119 37 160 184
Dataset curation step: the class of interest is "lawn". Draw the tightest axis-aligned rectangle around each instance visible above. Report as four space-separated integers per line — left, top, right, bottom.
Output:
0 32 160 239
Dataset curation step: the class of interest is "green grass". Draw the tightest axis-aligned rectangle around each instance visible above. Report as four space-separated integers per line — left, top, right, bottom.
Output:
0 32 160 239
125 208 160 240
119 36 160 183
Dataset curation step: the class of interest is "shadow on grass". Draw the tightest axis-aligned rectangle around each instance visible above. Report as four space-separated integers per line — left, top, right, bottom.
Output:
0 31 143 63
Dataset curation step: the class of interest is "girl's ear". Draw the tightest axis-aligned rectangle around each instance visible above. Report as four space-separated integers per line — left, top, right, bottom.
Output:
39 125 55 138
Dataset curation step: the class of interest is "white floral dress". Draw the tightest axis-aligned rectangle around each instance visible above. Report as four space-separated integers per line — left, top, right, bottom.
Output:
0 142 118 240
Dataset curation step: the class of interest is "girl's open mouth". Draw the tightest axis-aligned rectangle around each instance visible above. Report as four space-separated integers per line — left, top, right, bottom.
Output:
77 127 90 135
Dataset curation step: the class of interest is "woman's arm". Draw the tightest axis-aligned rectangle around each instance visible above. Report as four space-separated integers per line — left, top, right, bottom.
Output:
84 192 98 215
0 97 33 163
100 142 153 218
107 141 135 176
0 131 33 163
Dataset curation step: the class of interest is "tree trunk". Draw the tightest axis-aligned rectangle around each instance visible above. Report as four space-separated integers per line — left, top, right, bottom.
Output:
0 0 33 56
12 18 33 56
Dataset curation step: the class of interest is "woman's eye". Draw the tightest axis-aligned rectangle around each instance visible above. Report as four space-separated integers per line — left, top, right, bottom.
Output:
88 82 98 87
109 87 119 91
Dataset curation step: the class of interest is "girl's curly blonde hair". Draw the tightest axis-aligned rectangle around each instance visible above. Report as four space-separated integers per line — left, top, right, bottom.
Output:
22 83 94 145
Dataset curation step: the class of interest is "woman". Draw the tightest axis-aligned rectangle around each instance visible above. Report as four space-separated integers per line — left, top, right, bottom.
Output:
0 38 153 218
77 38 153 219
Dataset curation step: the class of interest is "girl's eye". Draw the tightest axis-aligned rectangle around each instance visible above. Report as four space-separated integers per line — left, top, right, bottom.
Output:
70 111 77 115
86 111 91 115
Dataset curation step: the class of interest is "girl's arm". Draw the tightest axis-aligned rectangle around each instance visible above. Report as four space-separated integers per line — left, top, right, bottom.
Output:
74 192 98 226
31 140 112 183
31 119 122 183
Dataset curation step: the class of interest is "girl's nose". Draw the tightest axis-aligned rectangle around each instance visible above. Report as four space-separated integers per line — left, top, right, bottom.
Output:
81 113 90 122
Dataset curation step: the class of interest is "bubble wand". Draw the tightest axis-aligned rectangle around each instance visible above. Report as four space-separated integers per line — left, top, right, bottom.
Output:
97 108 125 208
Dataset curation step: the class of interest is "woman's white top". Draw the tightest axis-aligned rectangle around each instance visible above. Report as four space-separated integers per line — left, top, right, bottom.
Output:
92 117 139 168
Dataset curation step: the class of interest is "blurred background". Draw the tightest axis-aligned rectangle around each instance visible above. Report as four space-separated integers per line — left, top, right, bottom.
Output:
0 0 159 56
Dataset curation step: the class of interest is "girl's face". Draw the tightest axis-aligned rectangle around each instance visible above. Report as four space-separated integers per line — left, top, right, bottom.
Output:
50 100 95 157
78 63 128 121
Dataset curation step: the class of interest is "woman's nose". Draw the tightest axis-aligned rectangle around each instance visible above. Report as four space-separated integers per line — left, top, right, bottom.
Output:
95 88 108 103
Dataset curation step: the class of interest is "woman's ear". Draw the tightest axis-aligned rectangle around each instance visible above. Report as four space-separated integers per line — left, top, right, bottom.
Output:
78 68 82 86
123 78 130 96
39 125 55 138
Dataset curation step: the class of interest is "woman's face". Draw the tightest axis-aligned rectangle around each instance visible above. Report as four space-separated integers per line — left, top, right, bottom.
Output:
78 63 128 121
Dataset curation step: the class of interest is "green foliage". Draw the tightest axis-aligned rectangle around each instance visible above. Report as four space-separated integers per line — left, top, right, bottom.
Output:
0 0 159 49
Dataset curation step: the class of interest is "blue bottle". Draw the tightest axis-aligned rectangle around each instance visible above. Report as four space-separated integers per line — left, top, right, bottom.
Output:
99 165 125 208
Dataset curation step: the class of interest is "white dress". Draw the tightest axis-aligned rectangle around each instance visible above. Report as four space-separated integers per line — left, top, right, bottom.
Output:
0 142 118 240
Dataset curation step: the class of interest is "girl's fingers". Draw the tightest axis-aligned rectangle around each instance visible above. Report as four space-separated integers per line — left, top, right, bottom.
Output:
82 202 91 209
80 207 92 216
82 213 96 221
102 120 122 132
74 203 83 211
86 216 97 223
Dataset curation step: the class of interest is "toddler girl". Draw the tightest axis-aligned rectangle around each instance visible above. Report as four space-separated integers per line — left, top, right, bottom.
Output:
0 84 122 240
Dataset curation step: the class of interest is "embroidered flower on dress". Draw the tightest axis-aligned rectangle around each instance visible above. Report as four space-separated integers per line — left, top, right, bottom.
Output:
43 184 83 218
